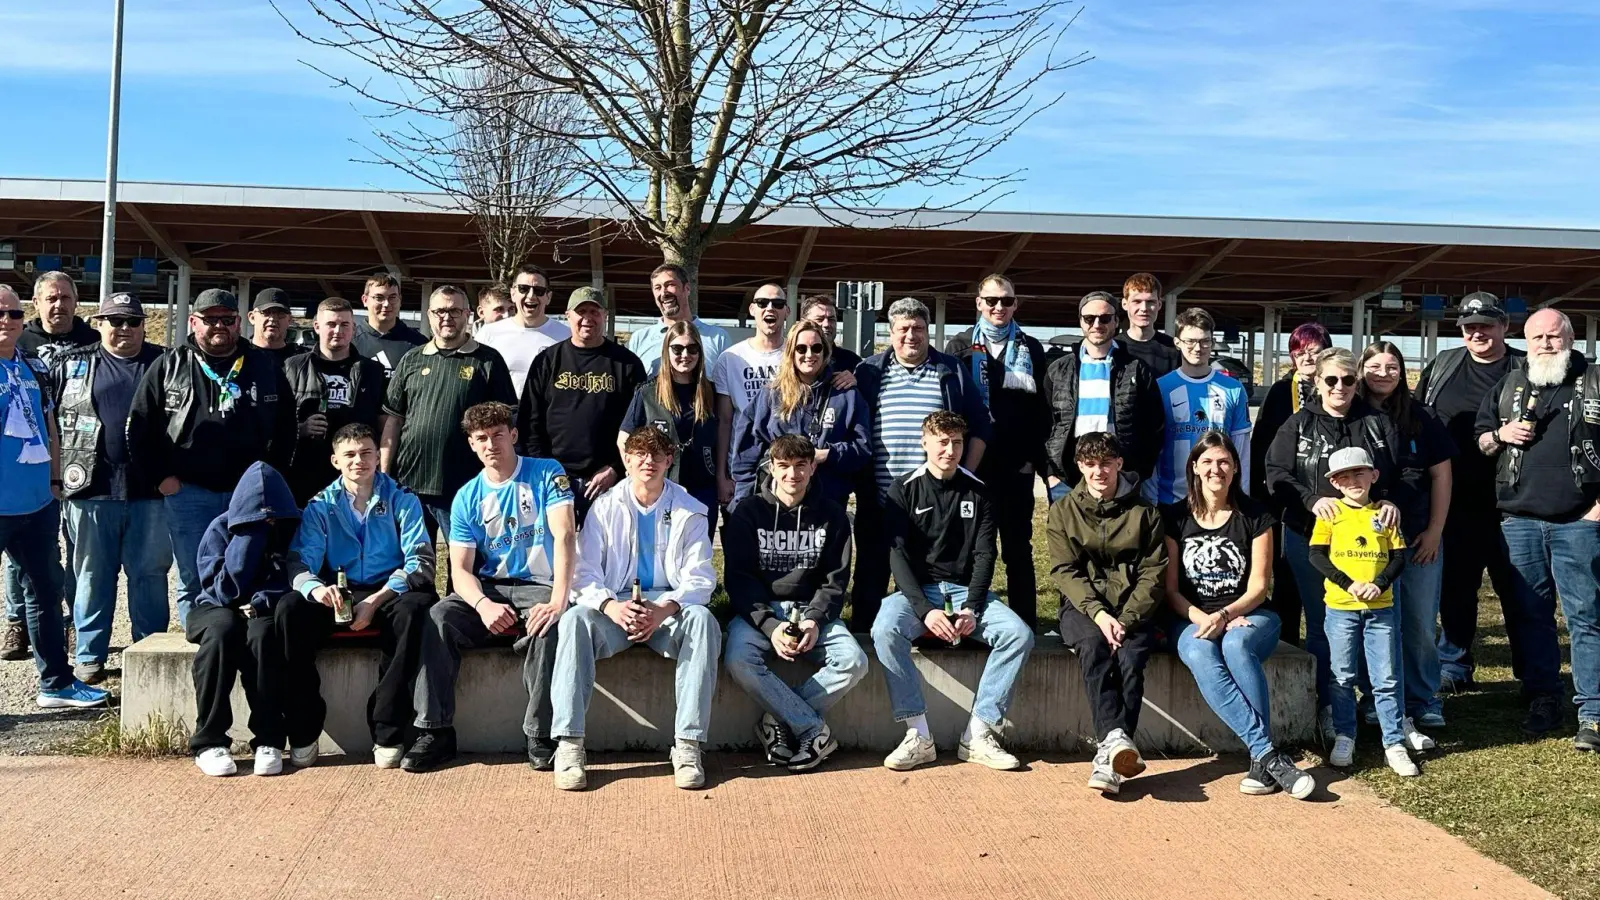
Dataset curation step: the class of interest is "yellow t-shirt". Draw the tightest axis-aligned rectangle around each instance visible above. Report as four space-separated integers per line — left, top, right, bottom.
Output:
1309 501 1406 611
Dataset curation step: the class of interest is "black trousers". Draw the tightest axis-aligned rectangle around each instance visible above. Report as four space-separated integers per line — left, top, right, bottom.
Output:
414 582 556 739
1439 506 1522 678
983 466 1039 628
1266 523 1302 645
1058 604 1158 741
354 587 438 747
186 594 332 754
849 490 889 630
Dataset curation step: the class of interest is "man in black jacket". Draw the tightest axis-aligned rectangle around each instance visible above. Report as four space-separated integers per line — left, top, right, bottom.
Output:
352 272 427 378
870 411 1034 773
724 434 865 772
945 274 1050 627
1414 292 1526 693
1118 272 1181 377
283 298 388 505
128 288 297 627
1044 291 1164 501
50 295 168 684
247 288 307 367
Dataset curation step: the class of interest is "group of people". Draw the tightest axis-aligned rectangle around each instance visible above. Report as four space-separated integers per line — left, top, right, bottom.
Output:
0 263 1595 795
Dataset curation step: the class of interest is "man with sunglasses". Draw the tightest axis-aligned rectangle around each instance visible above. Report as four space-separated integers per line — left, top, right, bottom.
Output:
1118 272 1181 378
518 287 646 525
477 264 568 399
380 285 518 545
129 288 297 627
943 274 1050 627
628 263 729 377
1044 291 1164 503
712 283 790 507
49 295 168 685
353 272 427 379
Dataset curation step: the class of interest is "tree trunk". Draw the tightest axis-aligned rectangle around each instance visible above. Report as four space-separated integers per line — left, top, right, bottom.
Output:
657 229 706 317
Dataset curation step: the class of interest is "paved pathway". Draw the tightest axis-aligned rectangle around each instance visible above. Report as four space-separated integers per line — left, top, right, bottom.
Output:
0 753 1551 900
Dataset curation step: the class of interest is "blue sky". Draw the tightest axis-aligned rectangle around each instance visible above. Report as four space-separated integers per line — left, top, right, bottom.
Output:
1 0 1597 227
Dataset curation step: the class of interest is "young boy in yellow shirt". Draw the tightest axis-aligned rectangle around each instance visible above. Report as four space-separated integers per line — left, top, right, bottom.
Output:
1308 447 1427 777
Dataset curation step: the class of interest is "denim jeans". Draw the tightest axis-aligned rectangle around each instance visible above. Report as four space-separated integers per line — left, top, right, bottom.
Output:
1501 515 1600 721
551 603 722 742
0 502 75 691
1326 605 1404 747
1046 481 1070 505
1282 528 1332 707
1392 546 1444 718
870 583 1035 728
724 602 868 740
1175 611 1282 759
163 483 232 628
3 521 76 623
64 498 172 665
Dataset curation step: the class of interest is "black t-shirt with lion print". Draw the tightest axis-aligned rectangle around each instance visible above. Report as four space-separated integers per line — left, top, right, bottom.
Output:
1161 497 1276 614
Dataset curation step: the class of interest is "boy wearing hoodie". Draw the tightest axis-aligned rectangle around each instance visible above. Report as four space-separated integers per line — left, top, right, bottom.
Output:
551 426 719 792
289 424 438 768
1050 432 1168 795
187 461 328 778
724 434 865 771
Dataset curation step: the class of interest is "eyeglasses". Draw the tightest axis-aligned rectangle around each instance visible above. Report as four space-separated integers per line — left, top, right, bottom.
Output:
794 343 827 357
1293 346 1326 359
430 308 467 319
1081 313 1117 327
0 309 24 321
513 284 551 297
753 298 788 309
978 294 1017 308
195 315 238 327
1322 374 1357 388
1176 337 1213 349
668 343 700 357
105 317 143 329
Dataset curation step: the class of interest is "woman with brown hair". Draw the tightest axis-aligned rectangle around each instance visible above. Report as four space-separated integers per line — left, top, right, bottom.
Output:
618 321 721 527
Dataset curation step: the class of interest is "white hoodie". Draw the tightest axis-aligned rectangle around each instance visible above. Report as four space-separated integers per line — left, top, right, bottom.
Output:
573 477 717 610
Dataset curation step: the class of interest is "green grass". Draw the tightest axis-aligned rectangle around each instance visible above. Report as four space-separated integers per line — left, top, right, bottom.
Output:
55 712 191 759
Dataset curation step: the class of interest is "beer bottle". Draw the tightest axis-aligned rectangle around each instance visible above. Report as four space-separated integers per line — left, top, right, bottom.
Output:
630 577 643 609
783 603 804 640
333 569 354 625
944 595 960 646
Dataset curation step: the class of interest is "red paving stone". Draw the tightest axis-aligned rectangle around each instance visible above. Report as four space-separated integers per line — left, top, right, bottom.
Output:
0 753 1552 900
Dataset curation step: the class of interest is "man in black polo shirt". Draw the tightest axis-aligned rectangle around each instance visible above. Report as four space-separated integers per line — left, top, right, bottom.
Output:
380 285 517 542
517 286 646 524
283 298 388 505
353 272 427 378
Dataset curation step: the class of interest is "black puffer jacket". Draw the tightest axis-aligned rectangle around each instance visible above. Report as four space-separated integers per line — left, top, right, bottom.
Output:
1264 396 1404 535
1043 342 1164 484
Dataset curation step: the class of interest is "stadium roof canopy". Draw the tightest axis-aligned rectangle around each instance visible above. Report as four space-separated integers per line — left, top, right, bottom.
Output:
3 177 1599 333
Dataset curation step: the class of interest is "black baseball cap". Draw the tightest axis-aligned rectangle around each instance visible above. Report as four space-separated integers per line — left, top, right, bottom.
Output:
193 288 238 313
253 288 290 313
93 293 146 319
1458 291 1507 327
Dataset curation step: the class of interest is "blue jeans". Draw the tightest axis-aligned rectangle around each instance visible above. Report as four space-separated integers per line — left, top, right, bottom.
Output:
163 484 232 628
1175 611 1282 759
0 502 75 691
1501 515 1600 721
1326 605 1404 747
870 583 1035 728
64 498 173 665
3 522 76 622
1282 528 1332 707
724 602 868 739
551 604 722 742
1392 546 1444 718
1047 481 1070 505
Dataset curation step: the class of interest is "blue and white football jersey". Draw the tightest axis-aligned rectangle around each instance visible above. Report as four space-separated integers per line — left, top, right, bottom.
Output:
449 456 574 582
1146 369 1251 505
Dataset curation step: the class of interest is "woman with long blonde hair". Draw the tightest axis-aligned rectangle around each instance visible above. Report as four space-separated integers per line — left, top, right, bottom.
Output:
617 321 721 526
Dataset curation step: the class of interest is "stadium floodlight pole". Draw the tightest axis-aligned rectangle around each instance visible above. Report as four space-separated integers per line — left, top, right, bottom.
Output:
98 0 126 304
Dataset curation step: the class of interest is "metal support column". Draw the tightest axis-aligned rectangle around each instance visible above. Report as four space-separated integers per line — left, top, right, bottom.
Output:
237 276 252 338
1351 294 1367 352
1423 319 1439 362
1244 327 1255 373
1262 305 1278 384
934 294 948 348
1587 315 1597 362
175 264 192 341
1164 293 1178 334
165 274 177 345
97 0 125 305
418 281 434 339
605 286 617 339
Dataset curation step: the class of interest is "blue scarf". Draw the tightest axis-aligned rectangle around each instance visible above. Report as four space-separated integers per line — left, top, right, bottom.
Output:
970 320 1035 408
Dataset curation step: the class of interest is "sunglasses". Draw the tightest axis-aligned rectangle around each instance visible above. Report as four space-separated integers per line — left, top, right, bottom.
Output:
1322 374 1357 388
1081 313 1117 327
104 316 144 328
794 342 827 357
513 284 552 297
668 343 701 357
753 298 788 310
0 309 24 321
196 315 238 327
978 294 1017 308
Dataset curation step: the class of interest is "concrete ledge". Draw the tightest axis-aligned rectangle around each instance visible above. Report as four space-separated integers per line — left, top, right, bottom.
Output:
121 632 1315 755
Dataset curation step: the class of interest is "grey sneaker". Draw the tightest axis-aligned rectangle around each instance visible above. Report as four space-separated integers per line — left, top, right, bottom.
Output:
289 744 319 768
1330 735 1356 768
756 712 795 765
1417 710 1447 729
1575 721 1599 753
1263 750 1316 800
1103 728 1145 778
1240 756 1277 796
786 724 837 772
1087 749 1120 795
671 740 706 789
553 740 587 791
0 620 28 661
1402 718 1436 752
884 729 937 771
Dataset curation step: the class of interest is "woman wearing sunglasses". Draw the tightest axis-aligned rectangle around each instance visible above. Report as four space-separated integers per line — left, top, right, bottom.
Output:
1265 346 1404 745
728 321 871 507
617 322 721 530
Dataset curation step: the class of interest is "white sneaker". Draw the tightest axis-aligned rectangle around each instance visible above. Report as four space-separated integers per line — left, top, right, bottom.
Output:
1330 735 1356 768
1318 706 1338 746
884 729 937 771
1385 744 1420 777
957 729 1021 771
671 740 706 789
1104 728 1146 778
194 747 237 778
373 745 404 769
1086 749 1120 795
289 744 319 768
1403 718 1436 752
254 746 284 776
553 740 587 791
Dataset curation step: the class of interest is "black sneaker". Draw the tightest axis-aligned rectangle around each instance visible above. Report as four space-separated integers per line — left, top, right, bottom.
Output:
1523 695 1565 736
1439 671 1475 695
756 713 795 764
400 728 457 773
1264 750 1316 800
1239 755 1278 796
527 736 557 771
785 724 838 772
1575 721 1600 753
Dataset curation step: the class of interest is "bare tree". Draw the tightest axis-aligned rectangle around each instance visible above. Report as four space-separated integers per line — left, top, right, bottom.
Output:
281 0 1084 302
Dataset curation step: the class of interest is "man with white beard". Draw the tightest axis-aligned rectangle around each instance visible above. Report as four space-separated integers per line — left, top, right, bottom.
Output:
1475 308 1600 751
